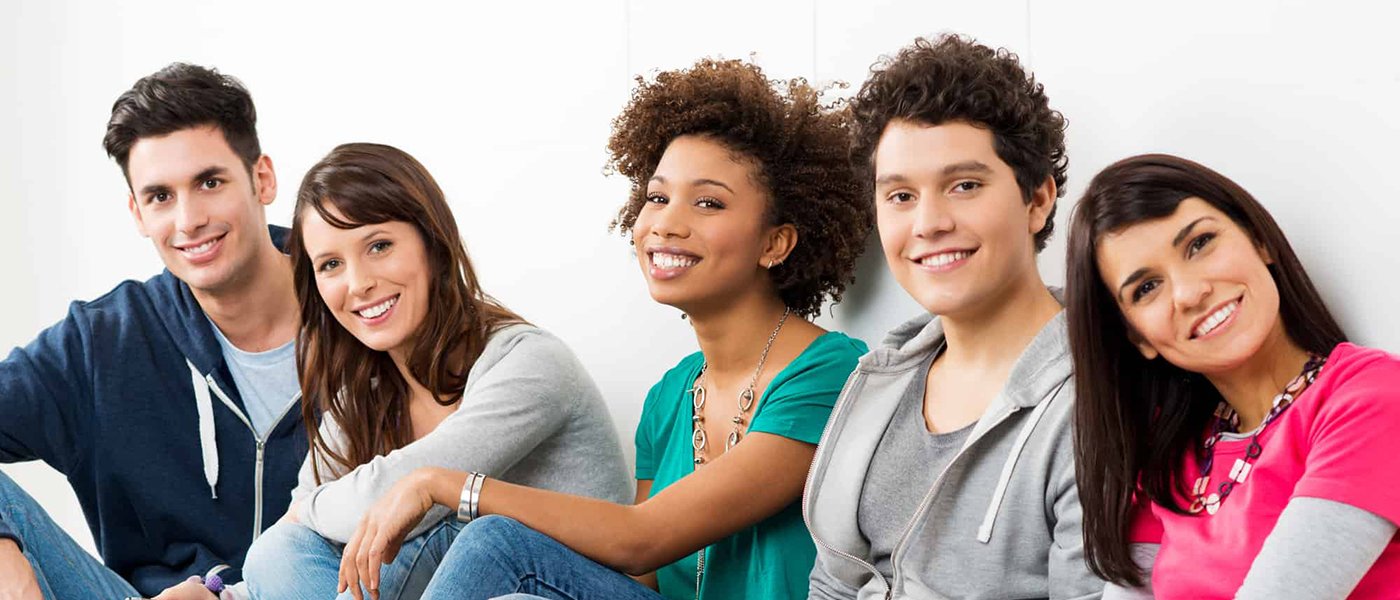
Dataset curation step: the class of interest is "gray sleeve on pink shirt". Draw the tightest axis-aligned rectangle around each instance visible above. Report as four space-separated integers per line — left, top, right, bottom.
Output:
1102 497 1394 599
1100 543 1157 600
1236 496 1394 599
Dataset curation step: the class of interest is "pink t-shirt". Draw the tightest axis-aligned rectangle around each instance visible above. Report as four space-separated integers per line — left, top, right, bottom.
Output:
1129 342 1400 599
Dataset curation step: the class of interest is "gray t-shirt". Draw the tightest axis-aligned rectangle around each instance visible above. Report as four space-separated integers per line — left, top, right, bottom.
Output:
206 316 299 437
857 351 973 579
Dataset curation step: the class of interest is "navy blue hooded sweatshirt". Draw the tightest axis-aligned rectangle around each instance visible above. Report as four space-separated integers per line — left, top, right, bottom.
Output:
0 226 307 595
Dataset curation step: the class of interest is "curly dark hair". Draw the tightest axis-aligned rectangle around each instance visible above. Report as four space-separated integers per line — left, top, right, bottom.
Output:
849 34 1068 251
607 58 871 319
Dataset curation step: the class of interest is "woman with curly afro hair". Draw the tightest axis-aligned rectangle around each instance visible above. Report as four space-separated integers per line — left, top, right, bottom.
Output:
379 58 872 600
804 35 1102 599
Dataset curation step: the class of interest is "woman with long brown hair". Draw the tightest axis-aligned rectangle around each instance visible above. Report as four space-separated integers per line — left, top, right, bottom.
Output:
1067 153 1400 598
241 143 632 600
299 59 872 600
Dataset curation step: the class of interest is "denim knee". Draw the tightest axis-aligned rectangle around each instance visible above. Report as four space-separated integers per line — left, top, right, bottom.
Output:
0 469 31 506
0 469 39 532
443 515 533 569
243 521 331 592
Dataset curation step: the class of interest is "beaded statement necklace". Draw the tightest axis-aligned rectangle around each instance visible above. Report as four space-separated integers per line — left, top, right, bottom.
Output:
687 306 790 598
1189 354 1326 515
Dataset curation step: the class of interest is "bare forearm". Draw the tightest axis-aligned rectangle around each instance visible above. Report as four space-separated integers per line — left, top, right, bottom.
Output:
420 433 813 577
422 468 660 573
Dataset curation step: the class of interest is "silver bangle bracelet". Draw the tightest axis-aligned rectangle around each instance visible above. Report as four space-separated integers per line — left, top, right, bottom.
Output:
456 472 481 522
468 471 487 521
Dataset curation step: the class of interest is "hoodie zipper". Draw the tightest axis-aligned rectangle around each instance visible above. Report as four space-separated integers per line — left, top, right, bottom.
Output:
886 404 1019 596
204 374 301 542
802 371 894 599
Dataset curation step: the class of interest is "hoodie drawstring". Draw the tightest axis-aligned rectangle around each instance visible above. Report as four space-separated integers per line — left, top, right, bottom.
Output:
188 360 220 499
977 379 1068 543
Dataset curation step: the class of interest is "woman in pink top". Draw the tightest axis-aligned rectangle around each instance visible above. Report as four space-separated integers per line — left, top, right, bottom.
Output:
1065 153 1400 599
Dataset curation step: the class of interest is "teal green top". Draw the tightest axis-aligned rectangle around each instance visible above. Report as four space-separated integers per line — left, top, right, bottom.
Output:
635 331 867 600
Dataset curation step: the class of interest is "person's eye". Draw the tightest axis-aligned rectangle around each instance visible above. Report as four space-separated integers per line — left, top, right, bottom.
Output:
317 258 342 273
887 191 916 204
695 197 725 210
202 178 223 191
150 192 172 204
951 181 981 194
1132 279 1160 303
369 240 393 254
645 194 668 205
1187 232 1216 257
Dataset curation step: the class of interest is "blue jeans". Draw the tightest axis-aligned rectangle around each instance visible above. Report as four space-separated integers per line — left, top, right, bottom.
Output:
244 518 463 600
0 470 139 600
419 516 666 600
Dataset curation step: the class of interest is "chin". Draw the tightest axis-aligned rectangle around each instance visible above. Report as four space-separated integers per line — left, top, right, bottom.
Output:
906 286 970 317
645 286 687 309
359 336 402 353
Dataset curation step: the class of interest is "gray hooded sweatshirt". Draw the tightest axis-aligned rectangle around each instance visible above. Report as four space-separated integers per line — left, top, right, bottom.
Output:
805 311 1101 600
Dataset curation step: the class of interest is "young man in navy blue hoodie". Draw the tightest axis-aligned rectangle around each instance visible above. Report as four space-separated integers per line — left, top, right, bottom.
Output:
0 64 306 600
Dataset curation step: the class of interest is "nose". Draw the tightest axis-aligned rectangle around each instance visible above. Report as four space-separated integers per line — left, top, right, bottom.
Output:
912 194 955 239
174 193 209 236
346 261 377 299
646 202 689 240
1172 273 1212 313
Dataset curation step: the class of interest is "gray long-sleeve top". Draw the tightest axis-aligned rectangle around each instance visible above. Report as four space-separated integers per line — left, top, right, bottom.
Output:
292 324 633 543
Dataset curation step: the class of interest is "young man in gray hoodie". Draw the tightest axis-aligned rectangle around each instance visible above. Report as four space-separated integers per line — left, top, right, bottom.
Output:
805 35 1102 599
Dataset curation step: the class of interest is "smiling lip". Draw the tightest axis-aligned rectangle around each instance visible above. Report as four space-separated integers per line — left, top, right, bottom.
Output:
645 247 702 281
352 294 399 326
1190 296 1243 340
174 234 226 265
910 248 977 273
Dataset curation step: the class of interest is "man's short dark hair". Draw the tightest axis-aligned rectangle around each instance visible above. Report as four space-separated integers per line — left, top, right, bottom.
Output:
849 34 1068 252
103 63 261 183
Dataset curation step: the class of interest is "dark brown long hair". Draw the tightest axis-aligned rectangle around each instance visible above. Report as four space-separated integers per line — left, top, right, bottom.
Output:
1066 154 1346 585
290 143 522 483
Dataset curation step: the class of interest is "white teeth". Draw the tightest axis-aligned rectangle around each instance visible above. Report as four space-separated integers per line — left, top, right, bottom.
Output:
1194 301 1238 338
181 239 217 254
357 296 398 319
919 250 972 267
652 252 699 270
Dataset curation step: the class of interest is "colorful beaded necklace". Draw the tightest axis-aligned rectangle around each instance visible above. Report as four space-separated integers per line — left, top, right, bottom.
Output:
1189 354 1326 515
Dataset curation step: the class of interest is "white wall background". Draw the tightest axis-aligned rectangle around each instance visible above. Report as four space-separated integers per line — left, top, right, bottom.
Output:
2 0 1397 556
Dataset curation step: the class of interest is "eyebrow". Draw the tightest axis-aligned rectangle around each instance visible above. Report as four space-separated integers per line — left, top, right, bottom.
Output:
137 165 230 197
1172 216 1215 247
647 175 735 194
309 227 392 263
1114 217 1220 300
942 160 993 176
874 161 993 187
1116 268 1150 302
359 227 391 242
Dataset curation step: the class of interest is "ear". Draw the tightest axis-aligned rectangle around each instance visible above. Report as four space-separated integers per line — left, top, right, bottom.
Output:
1027 175 1058 238
1256 240 1274 266
1124 322 1160 360
252 155 278 207
760 223 799 270
128 193 149 238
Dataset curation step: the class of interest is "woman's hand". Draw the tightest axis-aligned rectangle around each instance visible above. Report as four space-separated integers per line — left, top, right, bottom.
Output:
151 576 216 600
336 470 437 600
